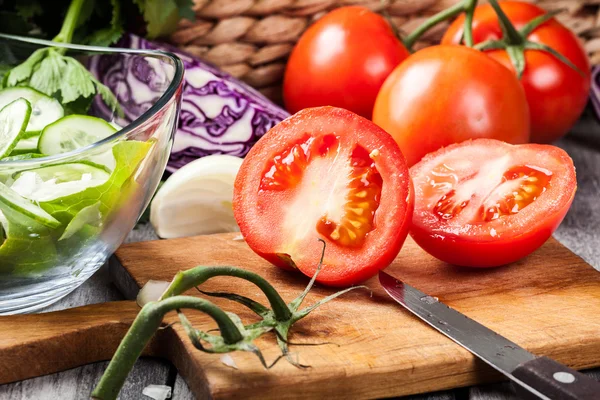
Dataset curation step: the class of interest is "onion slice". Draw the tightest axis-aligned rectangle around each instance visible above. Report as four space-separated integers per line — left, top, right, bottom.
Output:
137 280 171 307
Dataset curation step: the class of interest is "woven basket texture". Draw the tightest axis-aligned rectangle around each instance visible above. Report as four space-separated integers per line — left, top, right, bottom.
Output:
169 0 600 103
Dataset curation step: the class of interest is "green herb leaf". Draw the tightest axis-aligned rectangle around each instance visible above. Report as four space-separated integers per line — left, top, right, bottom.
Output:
85 0 124 47
134 0 194 38
76 0 96 29
15 1 44 20
5 48 48 88
4 48 119 113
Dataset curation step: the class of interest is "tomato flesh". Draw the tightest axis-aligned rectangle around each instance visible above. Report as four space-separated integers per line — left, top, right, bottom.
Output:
410 139 576 267
234 107 413 286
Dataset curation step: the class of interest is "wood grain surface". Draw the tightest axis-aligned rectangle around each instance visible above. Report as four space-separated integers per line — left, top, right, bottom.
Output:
111 233 600 400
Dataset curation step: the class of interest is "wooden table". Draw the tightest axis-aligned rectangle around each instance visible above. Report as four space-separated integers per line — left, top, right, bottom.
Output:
1 121 599 399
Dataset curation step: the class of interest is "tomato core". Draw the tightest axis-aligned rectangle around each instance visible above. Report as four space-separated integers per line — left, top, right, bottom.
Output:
316 146 383 247
429 164 552 223
259 133 382 248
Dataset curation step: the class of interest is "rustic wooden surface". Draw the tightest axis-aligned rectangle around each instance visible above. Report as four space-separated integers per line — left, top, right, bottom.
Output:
0 121 599 399
109 232 600 400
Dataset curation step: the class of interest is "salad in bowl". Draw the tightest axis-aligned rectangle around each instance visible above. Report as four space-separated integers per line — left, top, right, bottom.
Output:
0 34 183 314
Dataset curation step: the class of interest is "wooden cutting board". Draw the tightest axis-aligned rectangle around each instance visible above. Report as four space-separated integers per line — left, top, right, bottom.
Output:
1 233 599 400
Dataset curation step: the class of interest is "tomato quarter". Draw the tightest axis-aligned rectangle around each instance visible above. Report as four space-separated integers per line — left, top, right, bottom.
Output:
234 107 414 286
442 1 591 143
410 139 576 267
283 6 410 119
373 45 530 167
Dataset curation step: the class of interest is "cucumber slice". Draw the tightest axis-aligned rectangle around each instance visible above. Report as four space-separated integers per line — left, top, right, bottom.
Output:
38 115 117 155
0 181 60 228
0 87 63 132
13 162 110 183
10 134 40 155
1 153 45 162
0 98 31 158
10 162 110 202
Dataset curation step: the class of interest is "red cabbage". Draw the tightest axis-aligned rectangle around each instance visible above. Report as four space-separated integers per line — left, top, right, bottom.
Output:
591 65 600 120
90 34 289 172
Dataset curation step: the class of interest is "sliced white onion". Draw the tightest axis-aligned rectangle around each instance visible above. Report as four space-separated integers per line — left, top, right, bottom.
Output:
142 384 172 400
220 354 238 369
137 280 171 307
150 155 243 239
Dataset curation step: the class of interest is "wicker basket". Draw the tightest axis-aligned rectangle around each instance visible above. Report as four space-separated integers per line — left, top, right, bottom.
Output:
169 0 600 104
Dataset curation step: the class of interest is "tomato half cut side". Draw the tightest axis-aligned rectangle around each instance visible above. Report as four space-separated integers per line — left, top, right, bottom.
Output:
410 139 576 267
234 107 414 286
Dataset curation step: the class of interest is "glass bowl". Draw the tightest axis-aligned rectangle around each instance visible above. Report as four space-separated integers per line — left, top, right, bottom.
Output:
0 34 184 314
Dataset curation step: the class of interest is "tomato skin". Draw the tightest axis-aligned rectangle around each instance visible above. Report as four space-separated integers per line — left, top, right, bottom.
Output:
234 107 414 286
442 1 591 143
283 6 410 119
372 45 530 167
409 139 576 267
410 201 573 267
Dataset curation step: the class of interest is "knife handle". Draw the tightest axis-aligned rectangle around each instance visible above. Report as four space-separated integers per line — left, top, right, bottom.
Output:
512 356 600 400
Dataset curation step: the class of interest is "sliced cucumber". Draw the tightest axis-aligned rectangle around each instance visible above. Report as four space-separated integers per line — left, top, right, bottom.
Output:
13 162 110 183
59 202 102 241
0 98 31 158
1 153 45 162
0 87 63 132
0 181 60 228
10 162 110 202
38 115 117 155
10 134 40 155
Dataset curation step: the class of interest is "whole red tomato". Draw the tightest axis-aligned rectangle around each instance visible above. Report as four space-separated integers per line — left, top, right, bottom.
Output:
372 45 530 167
442 1 591 143
283 6 410 119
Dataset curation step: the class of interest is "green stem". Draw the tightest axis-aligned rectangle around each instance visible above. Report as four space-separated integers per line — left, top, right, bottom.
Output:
403 0 467 50
161 266 293 322
463 0 478 47
52 0 86 44
91 296 243 400
487 0 523 45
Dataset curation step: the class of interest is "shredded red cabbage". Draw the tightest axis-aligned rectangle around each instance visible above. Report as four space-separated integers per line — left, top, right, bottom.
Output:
90 34 289 172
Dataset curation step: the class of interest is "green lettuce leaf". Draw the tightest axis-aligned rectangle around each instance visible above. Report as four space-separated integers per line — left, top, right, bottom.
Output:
40 140 152 225
0 206 57 275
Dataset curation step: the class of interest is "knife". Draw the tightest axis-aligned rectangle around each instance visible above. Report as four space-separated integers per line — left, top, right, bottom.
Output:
379 271 600 400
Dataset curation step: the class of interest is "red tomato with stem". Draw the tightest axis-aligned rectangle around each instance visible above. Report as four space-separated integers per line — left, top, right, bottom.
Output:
283 6 410 119
442 1 590 143
410 139 576 267
234 107 414 286
373 45 530 167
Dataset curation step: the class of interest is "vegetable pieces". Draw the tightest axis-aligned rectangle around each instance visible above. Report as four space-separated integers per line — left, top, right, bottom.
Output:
92 241 364 400
3 0 194 45
0 99 31 158
2 0 118 113
90 34 289 173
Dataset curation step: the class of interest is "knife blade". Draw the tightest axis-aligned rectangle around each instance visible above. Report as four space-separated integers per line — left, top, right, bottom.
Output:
379 270 600 400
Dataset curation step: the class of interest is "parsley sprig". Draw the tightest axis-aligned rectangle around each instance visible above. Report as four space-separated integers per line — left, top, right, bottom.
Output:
1 0 193 113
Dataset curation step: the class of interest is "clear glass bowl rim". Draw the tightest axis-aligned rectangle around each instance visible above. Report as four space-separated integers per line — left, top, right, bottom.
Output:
0 33 185 167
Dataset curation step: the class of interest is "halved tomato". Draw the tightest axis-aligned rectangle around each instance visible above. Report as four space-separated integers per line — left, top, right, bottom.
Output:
410 139 576 267
234 107 414 286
